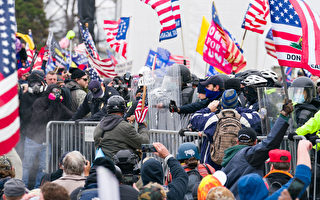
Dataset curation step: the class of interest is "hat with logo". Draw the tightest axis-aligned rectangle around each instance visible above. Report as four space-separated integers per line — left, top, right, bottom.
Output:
200 76 224 89
88 80 103 98
267 149 291 163
238 127 257 143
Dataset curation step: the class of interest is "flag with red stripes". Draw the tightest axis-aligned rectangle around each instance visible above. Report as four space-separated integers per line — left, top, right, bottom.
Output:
171 0 181 28
135 99 148 123
140 0 178 41
265 28 277 59
269 0 320 76
169 55 190 68
103 18 129 59
0 1 20 155
87 51 117 78
241 0 269 34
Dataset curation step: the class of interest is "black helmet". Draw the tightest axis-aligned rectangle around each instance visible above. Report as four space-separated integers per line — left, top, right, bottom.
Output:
166 64 192 84
235 69 261 81
107 95 126 114
289 77 316 103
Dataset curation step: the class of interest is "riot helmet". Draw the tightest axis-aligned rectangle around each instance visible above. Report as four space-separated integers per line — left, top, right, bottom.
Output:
235 69 261 81
241 75 267 105
166 64 192 85
260 70 280 87
289 76 316 104
107 95 126 114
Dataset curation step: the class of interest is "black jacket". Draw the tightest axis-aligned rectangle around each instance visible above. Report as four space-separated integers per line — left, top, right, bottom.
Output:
71 86 119 121
222 116 289 199
179 99 210 114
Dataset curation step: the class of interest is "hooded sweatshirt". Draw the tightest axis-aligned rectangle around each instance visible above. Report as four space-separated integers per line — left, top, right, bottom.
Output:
141 158 164 185
238 173 269 200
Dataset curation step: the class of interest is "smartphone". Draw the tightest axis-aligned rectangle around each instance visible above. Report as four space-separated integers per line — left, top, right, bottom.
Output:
287 177 305 199
141 144 157 152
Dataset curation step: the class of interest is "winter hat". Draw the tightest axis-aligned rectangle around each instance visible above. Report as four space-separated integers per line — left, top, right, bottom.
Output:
70 68 86 80
197 79 206 94
238 127 257 143
88 80 103 98
141 158 164 185
0 156 12 170
225 78 241 92
4 178 28 197
206 186 235 200
138 182 167 200
197 171 227 200
221 89 238 109
92 157 116 174
238 173 268 200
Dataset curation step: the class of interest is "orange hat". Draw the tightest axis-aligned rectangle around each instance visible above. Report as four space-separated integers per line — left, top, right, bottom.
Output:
197 171 227 200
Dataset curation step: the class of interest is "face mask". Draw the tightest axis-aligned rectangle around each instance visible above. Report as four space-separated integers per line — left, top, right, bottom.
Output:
205 88 221 101
48 92 63 102
293 94 305 104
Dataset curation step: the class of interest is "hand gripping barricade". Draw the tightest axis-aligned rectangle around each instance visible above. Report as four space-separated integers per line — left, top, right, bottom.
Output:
145 65 182 130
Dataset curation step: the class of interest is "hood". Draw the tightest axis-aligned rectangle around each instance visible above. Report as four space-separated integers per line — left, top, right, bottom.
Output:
65 80 82 91
99 114 123 131
221 145 247 167
238 173 268 200
141 158 163 185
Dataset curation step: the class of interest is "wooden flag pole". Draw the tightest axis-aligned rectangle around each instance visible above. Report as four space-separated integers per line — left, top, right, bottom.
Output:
280 66 289 99
240 29 247 49
141 85 147 111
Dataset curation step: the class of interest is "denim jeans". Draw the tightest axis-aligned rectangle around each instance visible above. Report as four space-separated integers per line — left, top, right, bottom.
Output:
22 137 49 188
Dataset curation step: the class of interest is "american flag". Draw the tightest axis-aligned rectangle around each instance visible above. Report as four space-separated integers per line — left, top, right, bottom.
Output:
135 99 148 123
79 22 116 80
269 0 320 76
169 55 190 68
265 28 277 58
26 30 35 65
285 67 293 82
140 0 178 41
103 18 129 59
242 0 269 34
171 0 181 28
0 0 20 155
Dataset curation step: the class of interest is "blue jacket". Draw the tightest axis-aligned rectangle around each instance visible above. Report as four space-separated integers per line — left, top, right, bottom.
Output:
222 116 289 199
189 107 261 169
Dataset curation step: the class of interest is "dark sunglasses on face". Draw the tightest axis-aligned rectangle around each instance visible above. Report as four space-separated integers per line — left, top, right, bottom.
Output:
82 78 88 82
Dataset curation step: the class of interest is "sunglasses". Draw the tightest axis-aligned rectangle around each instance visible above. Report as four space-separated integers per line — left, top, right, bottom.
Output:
82 78 88 82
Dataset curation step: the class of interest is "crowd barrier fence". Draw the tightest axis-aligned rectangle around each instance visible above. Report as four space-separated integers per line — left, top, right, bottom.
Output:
45 121 313 198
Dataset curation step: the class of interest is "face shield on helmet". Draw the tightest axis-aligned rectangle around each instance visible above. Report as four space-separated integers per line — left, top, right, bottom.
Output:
288 86 314 104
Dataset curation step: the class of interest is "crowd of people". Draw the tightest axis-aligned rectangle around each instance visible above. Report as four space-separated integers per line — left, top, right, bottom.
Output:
2 56 320 200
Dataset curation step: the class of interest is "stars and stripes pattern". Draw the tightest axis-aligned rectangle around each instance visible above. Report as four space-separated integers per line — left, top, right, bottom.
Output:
265 28 277 58
26 29 35 65
135 99 148 123
269 0 320 76
103 18 129 59
0 0 20 155
140 0 178 41
79 22 117 80
171 0 181 28
242 0 269 34
169 55 190 68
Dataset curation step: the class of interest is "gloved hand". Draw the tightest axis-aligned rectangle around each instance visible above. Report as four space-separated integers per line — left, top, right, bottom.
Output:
305 134 320 146
169 100 179 113
178 128 189 137
288 132 297 141
281 99 293 117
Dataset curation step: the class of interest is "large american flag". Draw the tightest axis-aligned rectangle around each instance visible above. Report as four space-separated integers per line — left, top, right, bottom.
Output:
242 0 269 34
171 0 181 28
141 0 178 41
79 22 117 80
135 99 148 123
0 0 20 155
265 28 277 58
169 55 190 68
103 18 129 59
269 0 320 76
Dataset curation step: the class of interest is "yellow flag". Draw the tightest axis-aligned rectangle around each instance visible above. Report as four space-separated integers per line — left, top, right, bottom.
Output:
196 17 210 56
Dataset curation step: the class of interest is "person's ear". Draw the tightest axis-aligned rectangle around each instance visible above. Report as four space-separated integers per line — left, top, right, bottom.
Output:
254 139 257 145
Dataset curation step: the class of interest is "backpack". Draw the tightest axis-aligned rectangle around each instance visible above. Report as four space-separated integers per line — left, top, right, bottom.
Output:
184 164 212 200
77 188 100 200
210 109 241 165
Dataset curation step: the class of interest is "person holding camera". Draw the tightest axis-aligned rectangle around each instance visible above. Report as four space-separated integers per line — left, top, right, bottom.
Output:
140 142 188 200
94 95 149 158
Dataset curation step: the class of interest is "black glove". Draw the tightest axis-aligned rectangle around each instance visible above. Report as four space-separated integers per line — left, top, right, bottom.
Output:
281 99 293 116
305 134 320 146
179 128 189 137
288 132 297 141
169 100 179 113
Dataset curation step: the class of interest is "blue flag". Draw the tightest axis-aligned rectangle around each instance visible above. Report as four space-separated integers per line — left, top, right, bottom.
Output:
207 66 219 76
212 2 221 27
116 17 130 40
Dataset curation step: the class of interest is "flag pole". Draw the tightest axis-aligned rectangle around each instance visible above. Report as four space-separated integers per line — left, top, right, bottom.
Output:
280 66 289 99
142 53 156 111
180 26 187 65
240 29 247 49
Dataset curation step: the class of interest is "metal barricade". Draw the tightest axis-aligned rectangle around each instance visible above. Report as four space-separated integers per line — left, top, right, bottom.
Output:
45 121 98 173
314 139 320 200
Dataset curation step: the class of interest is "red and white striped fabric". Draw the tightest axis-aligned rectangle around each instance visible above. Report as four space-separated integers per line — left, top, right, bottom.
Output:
169 55 190 68
171 0 181 28
26 49 35 65
135 99 148 123
74 43 86 55
269 0 320 75
103 19 127 59
242 0 269 34
87 51 117 78
224 33 247 73
265 28 277 59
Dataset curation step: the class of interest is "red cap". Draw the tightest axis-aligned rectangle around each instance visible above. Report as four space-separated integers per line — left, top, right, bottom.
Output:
267 149 291 163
